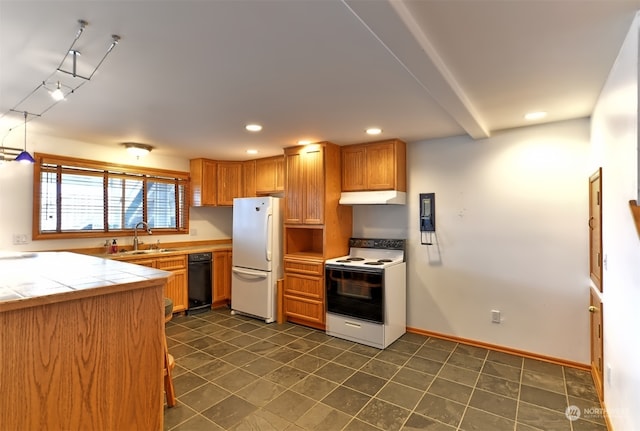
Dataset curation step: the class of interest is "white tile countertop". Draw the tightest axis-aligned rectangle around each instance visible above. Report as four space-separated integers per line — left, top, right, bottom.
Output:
0 251 171 313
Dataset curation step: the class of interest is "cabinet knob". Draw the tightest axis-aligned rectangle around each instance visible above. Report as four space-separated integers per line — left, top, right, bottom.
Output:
588 305 599 313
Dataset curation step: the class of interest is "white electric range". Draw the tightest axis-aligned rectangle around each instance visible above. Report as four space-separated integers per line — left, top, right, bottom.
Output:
325 238 406 349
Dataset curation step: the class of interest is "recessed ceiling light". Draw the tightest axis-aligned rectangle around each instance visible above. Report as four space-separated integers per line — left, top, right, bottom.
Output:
245 124 262 132
246 149 258 155
524 111 547 121
366 127 382 135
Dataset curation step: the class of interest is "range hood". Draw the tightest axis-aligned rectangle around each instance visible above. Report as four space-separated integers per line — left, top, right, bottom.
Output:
339 191 407 205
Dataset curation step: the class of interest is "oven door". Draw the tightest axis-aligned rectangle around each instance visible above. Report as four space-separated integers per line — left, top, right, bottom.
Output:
326 265 384 323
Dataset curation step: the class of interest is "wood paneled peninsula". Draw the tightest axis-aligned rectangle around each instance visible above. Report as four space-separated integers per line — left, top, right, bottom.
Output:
0 251 171 431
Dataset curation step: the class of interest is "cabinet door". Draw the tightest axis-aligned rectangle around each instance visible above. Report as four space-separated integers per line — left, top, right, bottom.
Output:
341 146 366 191
255 157 277 194
165 268 188 313
284 151 303 224
190 158 217 206
303 148 324 224
366 142 396 190
243 160 256 197
274 156 285 192
156 255 188 313
217 162 243 206
213 250 231 304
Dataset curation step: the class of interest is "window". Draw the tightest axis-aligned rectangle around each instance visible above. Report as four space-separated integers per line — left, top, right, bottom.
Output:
34 153 189 239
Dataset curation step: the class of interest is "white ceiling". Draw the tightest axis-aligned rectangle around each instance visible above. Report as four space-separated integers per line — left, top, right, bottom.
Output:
1 0 639 161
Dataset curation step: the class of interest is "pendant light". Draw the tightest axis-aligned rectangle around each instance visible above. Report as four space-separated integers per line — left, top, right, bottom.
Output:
15 111 35 164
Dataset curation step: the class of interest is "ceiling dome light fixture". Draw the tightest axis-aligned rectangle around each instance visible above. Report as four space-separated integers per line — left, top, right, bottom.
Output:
246 149 258 155
245 124 262 132
15 111 35 164
123 142 152 158
524 111 547 121
366 127 382 135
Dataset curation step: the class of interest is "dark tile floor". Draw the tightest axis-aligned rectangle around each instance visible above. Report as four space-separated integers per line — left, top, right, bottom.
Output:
163 308 607 431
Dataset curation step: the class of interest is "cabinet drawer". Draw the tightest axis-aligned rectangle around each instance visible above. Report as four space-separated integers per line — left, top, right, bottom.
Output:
326 312 383 348
284 294 325 325
128 258 156 268
156 255 187 271
284 258 324 276
284 273 324 299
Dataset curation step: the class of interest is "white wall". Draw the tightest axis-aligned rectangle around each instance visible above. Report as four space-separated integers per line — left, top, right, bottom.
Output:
591 13 640 431
355 118 591 364
0 134 232 251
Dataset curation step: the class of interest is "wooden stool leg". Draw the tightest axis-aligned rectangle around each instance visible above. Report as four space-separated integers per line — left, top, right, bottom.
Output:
164 337 176 407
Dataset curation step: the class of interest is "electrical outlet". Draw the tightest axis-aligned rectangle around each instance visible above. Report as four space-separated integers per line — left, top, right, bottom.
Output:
491 310 501 324
12 233 28 245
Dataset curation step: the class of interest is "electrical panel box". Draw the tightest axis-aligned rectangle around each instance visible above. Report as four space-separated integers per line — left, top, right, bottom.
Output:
420 193 435 232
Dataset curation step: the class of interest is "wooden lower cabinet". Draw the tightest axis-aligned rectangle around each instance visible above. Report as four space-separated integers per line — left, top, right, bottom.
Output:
213 250 232 307
283 256 325 329
126 254 188 313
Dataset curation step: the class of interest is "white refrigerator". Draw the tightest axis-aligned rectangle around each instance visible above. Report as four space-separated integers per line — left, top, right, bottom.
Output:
231 196 282 323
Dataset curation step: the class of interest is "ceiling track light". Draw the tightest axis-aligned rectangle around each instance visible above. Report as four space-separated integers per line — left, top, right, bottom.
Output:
0 111 39 163
50 81 66 101
15 111 35 164
0 19 121 138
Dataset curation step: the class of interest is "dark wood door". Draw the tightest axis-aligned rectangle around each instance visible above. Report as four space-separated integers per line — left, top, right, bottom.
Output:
590 289 604 399
589 168 602 290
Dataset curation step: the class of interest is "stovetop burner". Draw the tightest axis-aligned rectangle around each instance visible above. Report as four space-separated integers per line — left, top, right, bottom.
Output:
325 238 406 270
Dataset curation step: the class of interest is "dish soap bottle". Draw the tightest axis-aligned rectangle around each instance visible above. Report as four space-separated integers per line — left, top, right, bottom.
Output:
110 239 118 254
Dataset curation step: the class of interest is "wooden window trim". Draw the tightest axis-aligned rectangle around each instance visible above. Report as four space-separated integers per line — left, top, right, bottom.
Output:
32 152 190 240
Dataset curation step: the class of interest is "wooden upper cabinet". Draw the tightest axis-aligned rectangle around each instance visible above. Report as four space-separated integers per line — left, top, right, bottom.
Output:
284 150 303 224
243 160 257 198
255 155 285 195
284 144 328 225
303 148 324 224
189 158 243 206
274 156 285 191
217 161 243 206
341 146 366 191
341 139 406 192
190 158 217 206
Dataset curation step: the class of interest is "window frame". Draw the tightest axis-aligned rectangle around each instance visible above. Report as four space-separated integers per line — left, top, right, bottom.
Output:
33 153 190 240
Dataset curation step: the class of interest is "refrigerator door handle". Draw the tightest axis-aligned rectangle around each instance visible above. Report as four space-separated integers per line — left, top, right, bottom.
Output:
232 267 269 279
265 212 272 262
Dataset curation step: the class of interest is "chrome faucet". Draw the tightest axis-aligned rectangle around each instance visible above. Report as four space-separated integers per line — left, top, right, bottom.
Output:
133 221 152 251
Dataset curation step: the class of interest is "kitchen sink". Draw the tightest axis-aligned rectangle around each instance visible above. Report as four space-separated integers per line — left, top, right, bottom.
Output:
120 248 178 255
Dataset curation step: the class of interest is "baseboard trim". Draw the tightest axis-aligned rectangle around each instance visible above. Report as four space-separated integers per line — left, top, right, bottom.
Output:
406 327 590 370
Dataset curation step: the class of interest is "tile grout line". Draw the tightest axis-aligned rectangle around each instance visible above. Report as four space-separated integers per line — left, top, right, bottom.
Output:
455 349 489 431
513 356 524 431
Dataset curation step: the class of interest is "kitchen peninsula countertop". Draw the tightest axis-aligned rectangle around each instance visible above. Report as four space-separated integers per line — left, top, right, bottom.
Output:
0 250 171 312
0 250 169 430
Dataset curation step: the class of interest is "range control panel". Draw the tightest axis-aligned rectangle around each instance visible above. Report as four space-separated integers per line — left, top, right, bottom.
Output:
348 238 406 250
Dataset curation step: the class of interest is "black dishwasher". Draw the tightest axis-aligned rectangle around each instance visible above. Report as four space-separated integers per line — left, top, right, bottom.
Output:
187 252 212 314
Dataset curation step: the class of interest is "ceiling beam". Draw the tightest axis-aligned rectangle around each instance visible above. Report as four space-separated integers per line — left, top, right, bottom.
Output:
343 0 490 139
